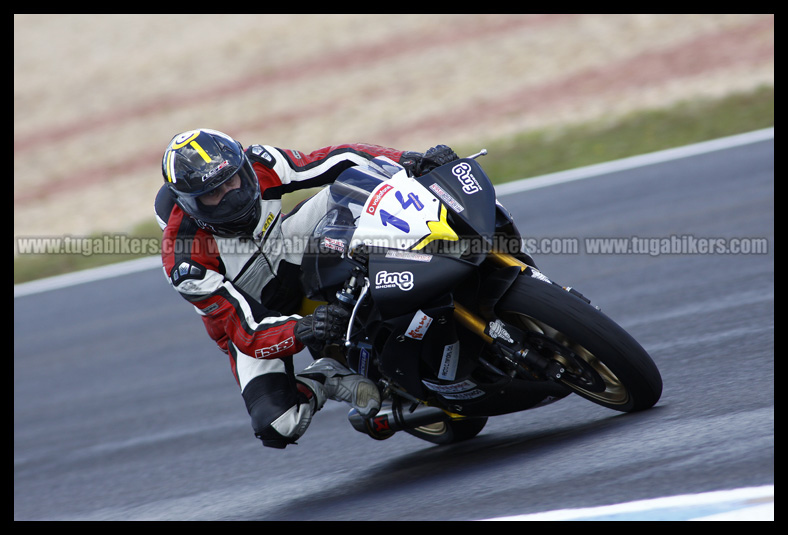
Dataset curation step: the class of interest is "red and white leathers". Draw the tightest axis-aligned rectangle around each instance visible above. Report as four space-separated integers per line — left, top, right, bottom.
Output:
156 143 404 448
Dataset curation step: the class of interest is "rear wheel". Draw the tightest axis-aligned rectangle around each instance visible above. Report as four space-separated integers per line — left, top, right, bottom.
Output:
496 274 662 412
404 417 488 445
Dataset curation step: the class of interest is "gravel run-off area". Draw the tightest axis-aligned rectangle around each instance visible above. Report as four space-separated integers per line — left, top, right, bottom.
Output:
14 14 774 251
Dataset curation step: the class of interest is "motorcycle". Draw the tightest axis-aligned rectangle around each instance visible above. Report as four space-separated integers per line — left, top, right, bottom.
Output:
300 151 662 445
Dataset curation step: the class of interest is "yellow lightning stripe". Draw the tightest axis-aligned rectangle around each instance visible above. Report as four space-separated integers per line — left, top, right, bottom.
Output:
165 131 213 183
171 132 211 163
189 141 212 163
170 130 212 162
412 205 458 250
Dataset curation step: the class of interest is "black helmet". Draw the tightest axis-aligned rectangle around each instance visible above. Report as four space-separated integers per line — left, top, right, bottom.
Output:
162 129 261 237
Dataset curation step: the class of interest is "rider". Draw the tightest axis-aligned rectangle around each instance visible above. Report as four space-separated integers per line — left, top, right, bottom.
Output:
155 128 458 449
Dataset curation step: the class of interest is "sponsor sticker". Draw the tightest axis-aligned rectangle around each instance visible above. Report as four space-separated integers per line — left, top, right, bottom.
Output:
439 389 486 400
527 266 552 284
385 249 432 262
405 310 433 340
422 378 477 394
451 162 482 194
366 184 394 215
487 319 514 343
358 347 370 377
374 270 414 291
428 183 464 213
438 341 460 380
321 237 345 253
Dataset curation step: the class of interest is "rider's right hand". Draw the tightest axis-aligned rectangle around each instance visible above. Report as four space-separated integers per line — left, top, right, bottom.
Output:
400 144 459 177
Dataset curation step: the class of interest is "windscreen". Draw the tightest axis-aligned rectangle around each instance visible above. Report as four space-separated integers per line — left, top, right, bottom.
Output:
318 157 403 236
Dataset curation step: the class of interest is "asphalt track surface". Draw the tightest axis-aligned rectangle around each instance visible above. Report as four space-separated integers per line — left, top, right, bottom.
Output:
14 133 774 521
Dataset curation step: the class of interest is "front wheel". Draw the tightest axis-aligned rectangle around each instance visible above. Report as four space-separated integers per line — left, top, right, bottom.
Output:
495 274 662 412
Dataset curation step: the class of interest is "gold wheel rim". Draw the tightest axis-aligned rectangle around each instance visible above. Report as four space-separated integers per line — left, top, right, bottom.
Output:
506 312 629 405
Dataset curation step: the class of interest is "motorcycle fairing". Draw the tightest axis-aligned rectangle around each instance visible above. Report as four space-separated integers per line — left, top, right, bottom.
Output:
415 159 497 245
374 295 571 412
377 299 458 400
367 250 477 319
353 170 452 252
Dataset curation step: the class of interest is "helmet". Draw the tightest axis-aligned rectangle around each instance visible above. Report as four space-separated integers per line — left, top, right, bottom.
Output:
162 129 261 237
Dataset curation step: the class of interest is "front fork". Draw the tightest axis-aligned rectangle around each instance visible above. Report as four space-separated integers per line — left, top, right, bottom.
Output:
453 248 530 344
453 250 566 381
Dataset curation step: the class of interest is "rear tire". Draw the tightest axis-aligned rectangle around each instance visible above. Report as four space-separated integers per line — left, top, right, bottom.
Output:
496 274 662 412
404 417 488 445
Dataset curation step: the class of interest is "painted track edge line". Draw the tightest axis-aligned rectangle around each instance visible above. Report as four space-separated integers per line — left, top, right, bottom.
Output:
14 128 774 298
493 127 774 196
14 255 162 298
478 484 774 521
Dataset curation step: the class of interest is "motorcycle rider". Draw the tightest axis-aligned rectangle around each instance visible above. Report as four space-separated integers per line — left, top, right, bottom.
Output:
155 128 458 448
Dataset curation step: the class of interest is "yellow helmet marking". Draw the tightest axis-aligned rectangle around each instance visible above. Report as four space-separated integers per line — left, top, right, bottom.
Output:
165 130 214 182
170 131 200 149
189 141 212 163
165 149 175 182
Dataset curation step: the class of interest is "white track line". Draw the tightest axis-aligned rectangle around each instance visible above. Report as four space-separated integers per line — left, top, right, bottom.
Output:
14 128 774 299
14 255 162 298
480 484 774 521
494 127 774 196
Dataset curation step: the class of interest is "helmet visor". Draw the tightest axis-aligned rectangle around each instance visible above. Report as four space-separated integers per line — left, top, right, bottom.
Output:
176 157 260 226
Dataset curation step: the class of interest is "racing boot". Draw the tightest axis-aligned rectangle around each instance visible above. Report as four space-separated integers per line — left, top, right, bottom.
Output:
297 358 381 418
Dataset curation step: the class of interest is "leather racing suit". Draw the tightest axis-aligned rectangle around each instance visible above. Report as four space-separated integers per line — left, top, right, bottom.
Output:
155 143 406 447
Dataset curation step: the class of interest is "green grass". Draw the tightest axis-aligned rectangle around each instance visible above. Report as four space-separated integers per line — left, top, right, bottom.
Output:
13 85 774 285
471 85 774 184
14 219 164 284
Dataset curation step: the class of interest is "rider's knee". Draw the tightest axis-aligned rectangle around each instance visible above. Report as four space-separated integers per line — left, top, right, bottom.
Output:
243 374 314 449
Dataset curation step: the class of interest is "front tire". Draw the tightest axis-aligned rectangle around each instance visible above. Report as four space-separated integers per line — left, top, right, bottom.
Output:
495 274 662 412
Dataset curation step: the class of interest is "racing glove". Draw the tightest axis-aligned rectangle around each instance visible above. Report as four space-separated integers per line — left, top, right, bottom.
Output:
400 144 459 177
294 303 351 350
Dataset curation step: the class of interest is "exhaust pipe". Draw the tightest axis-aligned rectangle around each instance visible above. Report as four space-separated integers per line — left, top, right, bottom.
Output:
348 402 451 440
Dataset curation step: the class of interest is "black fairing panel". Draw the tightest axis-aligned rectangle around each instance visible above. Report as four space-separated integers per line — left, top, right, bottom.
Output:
368 251 476 319
377 297 458 400
415 158 497 240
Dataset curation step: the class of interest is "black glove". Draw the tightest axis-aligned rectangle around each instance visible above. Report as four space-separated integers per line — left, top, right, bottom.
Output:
294 303 351 350
400 144 459 177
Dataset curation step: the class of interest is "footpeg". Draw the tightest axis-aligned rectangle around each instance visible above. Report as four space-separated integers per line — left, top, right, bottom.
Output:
348 402 450 440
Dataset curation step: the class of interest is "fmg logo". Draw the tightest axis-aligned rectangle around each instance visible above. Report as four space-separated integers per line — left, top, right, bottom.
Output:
374 270 414 291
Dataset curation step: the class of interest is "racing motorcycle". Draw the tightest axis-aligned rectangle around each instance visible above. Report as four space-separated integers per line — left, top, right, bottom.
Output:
300 151 662 445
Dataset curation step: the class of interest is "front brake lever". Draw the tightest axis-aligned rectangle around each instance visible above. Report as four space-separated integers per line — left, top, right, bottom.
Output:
344 277 370 347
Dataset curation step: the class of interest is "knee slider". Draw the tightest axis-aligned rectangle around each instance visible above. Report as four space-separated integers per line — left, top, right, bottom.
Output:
243 373 314 448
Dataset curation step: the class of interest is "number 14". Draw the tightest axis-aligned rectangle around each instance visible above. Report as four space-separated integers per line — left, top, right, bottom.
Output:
379 191 424 232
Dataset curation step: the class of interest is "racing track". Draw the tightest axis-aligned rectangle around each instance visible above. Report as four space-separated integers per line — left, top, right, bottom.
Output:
14 132 774 520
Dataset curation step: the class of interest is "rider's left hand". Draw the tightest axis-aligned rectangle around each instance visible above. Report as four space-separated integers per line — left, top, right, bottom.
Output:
295 303 351 350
